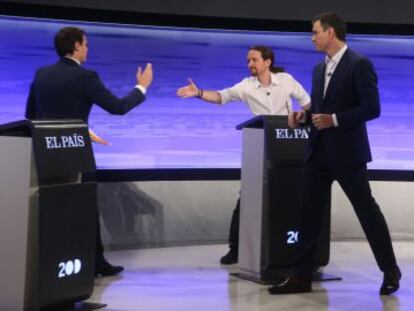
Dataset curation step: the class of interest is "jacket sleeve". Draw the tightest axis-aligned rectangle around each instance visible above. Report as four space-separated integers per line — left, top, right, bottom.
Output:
84 70 146 115
336 58 381 129
302 67 319 125
25 72 38 119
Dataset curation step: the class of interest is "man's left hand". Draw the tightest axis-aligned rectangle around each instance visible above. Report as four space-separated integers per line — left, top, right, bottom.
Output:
311 114 334 129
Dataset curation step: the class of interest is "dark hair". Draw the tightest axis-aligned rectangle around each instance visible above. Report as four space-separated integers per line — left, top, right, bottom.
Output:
249 45 285 73
54 27 86 57
312 12 347 42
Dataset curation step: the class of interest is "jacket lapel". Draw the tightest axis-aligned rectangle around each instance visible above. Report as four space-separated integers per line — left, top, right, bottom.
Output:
322 49 350 106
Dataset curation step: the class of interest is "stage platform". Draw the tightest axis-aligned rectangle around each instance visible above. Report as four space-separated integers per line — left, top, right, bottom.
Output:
88 241 413 311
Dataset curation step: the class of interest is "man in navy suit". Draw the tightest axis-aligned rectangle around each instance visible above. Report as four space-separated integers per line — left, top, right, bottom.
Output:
269 12 401 295
25 26 153 276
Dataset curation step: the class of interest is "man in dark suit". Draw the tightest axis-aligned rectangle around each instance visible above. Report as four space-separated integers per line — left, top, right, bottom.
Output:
269 12 401 295
25 26 153 276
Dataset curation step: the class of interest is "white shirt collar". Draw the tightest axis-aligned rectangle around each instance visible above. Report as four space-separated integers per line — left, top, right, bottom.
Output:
325 44 348 66
65 56 81 66
253 72 279 89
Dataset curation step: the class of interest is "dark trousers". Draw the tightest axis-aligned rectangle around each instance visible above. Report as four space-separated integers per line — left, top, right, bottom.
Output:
228 198 240 251
95 211 106 267
301 161 397 273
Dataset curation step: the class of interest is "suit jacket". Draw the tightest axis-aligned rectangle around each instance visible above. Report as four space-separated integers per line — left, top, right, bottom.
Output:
25 58 146 121
306 48 380 166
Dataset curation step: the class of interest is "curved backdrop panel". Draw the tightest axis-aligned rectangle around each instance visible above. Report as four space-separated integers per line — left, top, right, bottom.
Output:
1 15 413 169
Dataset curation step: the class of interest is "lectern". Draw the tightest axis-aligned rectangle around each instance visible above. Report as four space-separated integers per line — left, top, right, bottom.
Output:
0 120 99 310
237 115 330 283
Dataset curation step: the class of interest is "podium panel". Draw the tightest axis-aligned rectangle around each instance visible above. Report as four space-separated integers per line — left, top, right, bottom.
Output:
239 128 265 276
0 136 32 311
38 183 96 308
0 120 97 310
237 115 330 282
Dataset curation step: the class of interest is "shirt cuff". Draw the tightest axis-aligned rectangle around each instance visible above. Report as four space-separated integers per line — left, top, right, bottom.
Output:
217 90 229 104
332 114 338 127
135 85 147 95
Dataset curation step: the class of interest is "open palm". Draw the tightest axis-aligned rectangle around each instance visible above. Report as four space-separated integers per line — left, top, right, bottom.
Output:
177 78 198 98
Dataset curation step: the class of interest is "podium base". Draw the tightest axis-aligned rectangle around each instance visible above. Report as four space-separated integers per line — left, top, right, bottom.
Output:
231 272 342 285
230 272 276 285
57 302 107 310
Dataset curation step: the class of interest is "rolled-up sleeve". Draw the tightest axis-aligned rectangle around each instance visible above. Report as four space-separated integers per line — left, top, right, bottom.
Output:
218 79 248 104
289 76 310 107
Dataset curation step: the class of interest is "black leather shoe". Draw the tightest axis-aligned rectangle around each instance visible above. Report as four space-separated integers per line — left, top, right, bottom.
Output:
380 266 401 295
268 274 312 294
95 261 124 277
220 249 238 265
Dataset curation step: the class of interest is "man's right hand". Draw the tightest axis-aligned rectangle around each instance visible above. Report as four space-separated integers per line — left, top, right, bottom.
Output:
137 63 153 89
89 129 110 145
176 78 198 98
288 111 305 128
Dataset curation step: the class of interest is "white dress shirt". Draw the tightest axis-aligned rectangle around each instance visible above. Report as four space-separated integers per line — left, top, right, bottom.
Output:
324 44 347 95
218 72 310 116
323 44 347 126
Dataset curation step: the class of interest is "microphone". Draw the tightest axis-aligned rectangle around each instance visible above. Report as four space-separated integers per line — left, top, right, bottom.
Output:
327 72 333 77
285 101 290 114
267 92 270 96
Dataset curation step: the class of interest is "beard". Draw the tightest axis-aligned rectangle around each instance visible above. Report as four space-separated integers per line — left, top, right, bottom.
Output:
249 68 257 76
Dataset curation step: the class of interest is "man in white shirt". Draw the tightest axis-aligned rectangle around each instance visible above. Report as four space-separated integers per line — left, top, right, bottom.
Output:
177 45 310 264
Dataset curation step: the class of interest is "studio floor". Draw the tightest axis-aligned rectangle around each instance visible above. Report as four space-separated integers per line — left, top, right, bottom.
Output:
89 241 414 311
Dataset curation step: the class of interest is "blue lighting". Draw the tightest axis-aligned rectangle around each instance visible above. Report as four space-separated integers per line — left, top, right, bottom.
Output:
1 16 413 169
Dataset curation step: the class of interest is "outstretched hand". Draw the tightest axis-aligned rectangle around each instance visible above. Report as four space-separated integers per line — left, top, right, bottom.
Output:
176 78 199 98
137 63 153 89
89 129 110 145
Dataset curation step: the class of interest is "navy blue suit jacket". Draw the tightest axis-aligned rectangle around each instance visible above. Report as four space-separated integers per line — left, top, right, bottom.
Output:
25 58 146 121
306 48 380 166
